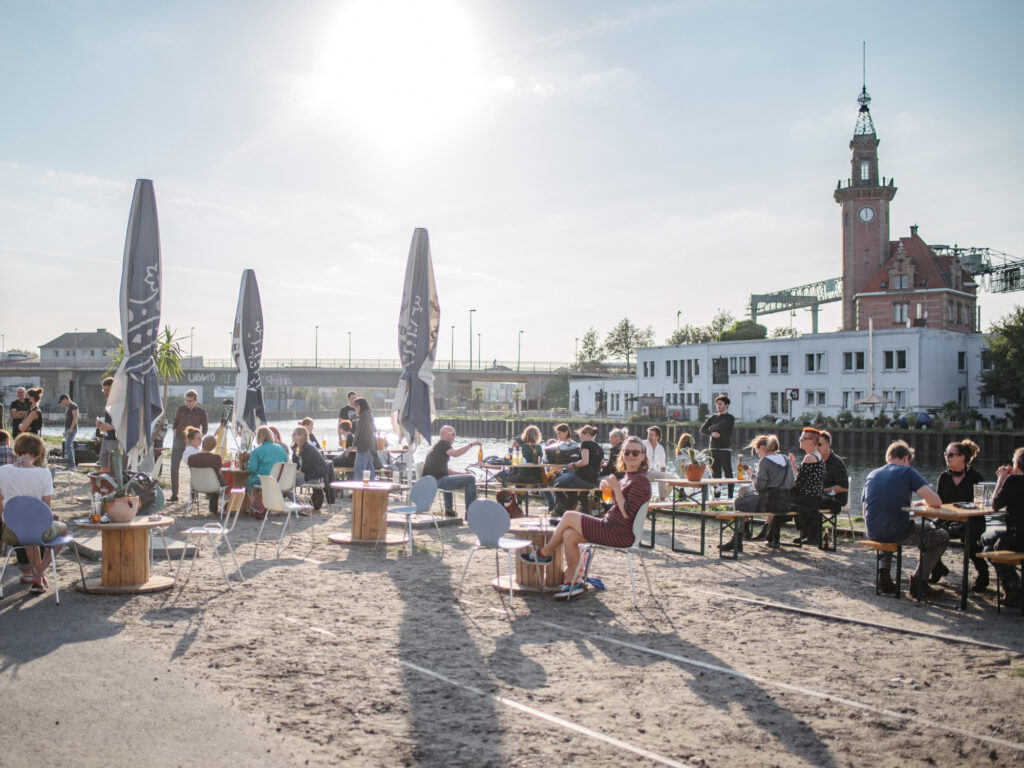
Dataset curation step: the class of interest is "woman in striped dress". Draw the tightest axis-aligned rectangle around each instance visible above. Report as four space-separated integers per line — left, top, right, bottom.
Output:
523 435 651 598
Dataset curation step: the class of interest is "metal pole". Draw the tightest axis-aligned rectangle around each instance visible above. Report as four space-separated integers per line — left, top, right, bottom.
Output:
469 309 476 369
450 325 455 370
477 333 481 370
517 330 523 371
315 325 319 367
347 331 351 367
574 337 579 362
190 326 194 364
677 310 682 330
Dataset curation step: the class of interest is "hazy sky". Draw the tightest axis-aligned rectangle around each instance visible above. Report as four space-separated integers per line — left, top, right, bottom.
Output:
2 0 1022 364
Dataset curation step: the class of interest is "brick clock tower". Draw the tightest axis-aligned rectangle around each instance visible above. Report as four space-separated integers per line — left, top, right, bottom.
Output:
834 85 897 330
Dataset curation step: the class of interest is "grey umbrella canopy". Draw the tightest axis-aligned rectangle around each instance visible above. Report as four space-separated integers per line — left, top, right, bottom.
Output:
107 179 163 461
231 269 267 440
391 228 440 445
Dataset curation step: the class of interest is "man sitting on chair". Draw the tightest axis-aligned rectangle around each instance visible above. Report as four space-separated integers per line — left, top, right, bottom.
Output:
422 425 482 518
187 435 227 515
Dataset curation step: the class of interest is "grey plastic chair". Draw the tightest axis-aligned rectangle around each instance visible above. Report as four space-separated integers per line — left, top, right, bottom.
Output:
457 499 539 609
390 475 442 556
568 501 653 608
0 496 86 605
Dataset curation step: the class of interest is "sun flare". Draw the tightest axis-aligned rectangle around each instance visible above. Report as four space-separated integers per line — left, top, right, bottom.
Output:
306 0 483 154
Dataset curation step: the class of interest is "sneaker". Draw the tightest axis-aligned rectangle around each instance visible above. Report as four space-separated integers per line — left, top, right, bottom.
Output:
909 576 945 600
553 582 586 599
764 540 781 550
444 508 457 518
520 549 552 565
877 569 898 595
970 578 990 594
169 495 179 502
929 560 950 584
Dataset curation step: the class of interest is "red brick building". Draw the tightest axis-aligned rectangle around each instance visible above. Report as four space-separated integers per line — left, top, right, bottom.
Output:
833 86 977 332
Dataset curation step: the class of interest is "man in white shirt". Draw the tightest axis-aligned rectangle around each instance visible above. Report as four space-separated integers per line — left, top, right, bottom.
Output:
642 426 673 501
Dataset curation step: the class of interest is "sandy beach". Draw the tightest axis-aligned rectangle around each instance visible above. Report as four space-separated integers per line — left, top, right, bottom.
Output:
2 467 1022 768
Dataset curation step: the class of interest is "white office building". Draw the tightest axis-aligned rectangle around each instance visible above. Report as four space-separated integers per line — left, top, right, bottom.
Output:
569 328 1003 422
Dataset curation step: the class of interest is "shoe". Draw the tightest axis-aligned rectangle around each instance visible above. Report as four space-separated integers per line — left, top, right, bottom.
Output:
803 539 821 548
29 583 45 594
444 508 457 518
1002 585 1022 608
520 549 552 565
971 578 990 594
929 560 950 584
169 495 179 502
764 540 781 549
718 539 740 552
553 582 586 599
877 569 898 595
909 576 945 600
791 536 805 546
749 528 767 542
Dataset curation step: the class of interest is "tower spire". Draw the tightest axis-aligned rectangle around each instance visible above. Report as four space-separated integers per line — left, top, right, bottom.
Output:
855 41 875 136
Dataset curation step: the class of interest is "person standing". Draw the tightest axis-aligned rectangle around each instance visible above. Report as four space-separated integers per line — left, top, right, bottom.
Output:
423 425 483 517
18 388 43 435
96 378 118 473
862 440 946 599
9 387 28 437
169 389 209 502
352 397 377 482
700 394 735 498
58 393 78 469
339 391 358 424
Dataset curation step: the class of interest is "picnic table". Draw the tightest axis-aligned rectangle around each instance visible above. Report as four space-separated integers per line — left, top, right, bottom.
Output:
652 477 752 555
907 503 992 611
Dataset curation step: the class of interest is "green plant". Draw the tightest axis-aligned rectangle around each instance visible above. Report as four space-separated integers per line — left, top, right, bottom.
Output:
679 447 713 468
873 413 888 429
837 409 853 424
906 412 919 428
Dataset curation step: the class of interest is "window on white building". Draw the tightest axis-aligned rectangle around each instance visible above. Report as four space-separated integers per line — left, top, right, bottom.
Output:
805 353 825 373
843 351 865 371
883 349 908 371
957 351 967 372
770 354 789 374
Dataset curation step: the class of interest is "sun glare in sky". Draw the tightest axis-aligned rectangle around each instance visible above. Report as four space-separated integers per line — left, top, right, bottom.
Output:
305 0 484 156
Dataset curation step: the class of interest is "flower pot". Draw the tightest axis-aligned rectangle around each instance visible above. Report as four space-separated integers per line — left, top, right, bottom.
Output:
104 495 140 523
684 464 705 482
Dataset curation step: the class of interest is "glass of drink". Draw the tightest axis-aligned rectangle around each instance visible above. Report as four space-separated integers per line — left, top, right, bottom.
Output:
973 484 985 505
602 486 613 503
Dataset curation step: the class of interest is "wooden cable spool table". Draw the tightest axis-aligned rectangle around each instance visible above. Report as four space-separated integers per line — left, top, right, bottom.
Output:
492 517 565 594
327 481 405 546
74 515 176 593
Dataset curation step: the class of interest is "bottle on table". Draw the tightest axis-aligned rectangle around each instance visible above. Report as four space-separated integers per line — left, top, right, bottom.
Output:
477 445 483 463
737 456 745 481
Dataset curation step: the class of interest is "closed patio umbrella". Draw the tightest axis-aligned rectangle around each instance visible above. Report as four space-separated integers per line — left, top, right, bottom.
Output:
231 269 267 440
107 179 163 464
391 228 440 447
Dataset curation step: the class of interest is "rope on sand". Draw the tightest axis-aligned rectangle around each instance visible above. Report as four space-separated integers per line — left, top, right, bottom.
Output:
277 615 694 768
687 587 1021 653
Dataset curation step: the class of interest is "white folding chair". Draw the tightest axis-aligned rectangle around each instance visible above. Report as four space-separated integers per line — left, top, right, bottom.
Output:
178 488 246 588
270 462 297 497
254 475 314 558
457 499 540 610
568 501 653 608
187 466 227 518
390 476 441 556
0 496 86 605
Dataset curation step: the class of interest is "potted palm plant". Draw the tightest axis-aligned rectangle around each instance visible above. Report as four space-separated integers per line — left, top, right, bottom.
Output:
102 445 140 522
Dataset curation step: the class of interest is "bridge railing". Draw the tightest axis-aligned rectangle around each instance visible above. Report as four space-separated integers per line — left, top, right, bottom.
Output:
193 358 573 373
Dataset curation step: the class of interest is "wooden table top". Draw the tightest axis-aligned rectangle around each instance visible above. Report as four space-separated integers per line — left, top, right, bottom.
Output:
905 503 992 522
663 477 752 487
331 481 399 492
73 514 174 531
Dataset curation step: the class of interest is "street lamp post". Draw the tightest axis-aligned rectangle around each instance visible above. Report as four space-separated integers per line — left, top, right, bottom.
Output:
677 310 682 330
347 331 352 368
314 325 319 367
517 330 523 371
574 337 579 363
450 325 455 370
477 333 481 369
190 326 195 365
468 309 476 369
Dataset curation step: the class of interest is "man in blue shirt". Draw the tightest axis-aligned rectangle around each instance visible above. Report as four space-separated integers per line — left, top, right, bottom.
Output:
862 440 947 599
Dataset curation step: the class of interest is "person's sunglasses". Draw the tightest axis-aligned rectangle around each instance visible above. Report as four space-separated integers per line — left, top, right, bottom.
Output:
622 449 643 457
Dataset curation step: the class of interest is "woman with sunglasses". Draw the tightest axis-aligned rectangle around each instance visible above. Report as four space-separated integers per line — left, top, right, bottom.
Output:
930 439 988 591
522 436 651 599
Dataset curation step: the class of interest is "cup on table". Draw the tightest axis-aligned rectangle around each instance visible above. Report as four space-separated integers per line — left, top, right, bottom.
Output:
363 478 369 486
973 484 985 505
602 486 613 503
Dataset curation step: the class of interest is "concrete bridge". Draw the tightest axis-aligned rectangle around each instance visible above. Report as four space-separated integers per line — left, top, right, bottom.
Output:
0 358 571 422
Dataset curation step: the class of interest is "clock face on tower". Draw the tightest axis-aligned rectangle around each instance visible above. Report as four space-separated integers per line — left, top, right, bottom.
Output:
858 205 876 223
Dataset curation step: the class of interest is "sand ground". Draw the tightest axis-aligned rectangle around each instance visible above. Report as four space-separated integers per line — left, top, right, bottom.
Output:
1 469 1022 768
